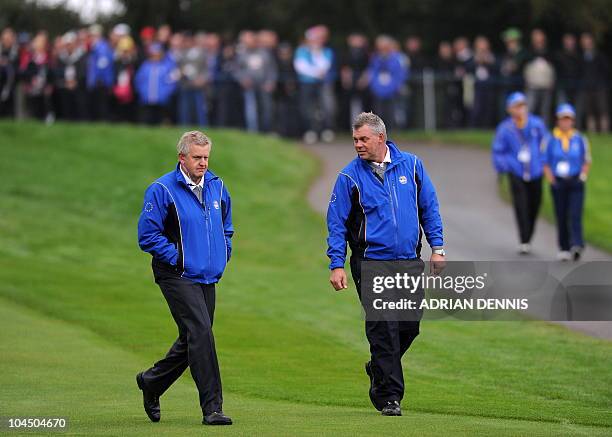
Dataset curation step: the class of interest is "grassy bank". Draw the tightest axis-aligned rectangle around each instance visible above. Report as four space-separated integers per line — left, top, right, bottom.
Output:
0 121 610 435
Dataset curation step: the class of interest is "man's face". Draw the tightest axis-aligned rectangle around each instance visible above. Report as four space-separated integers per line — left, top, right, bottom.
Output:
563 34 576 51
557 116 574 131
580 34 594 51
179 144 210 180
353 125 385 161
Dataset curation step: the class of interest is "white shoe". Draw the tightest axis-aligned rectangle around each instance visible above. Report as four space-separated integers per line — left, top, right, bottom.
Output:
570 246 583 261
303 130 318 145
557 251 572 261
321 129 335 143
518 243 531 255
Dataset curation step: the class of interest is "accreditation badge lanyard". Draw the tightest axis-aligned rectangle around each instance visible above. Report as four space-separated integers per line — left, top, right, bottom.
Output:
378 66 392 86
514 124 531 180
555 142 571 178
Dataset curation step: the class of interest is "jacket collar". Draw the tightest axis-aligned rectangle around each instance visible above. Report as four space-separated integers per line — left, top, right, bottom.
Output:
552 127 576 152
386 141 405 165
359 140 405 170
174 163 218 187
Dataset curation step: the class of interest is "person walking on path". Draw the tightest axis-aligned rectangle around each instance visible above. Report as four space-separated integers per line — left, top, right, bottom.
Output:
542 103 591 261
136 131 234 426
326 112 445 416
492 92 549 254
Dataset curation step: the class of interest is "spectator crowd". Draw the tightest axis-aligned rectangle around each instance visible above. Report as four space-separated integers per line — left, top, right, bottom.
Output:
0 23 610 142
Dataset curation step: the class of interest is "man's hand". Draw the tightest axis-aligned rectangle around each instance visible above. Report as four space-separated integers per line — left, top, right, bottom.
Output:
330 268 348 291
429 254 446 275
543 165 556 185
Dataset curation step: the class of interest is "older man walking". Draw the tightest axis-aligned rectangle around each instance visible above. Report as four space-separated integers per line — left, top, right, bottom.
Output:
327 112 445 416
136 131 233 425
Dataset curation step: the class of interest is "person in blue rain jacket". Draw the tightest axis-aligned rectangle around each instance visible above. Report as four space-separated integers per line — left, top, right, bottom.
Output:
327 112 444 417
492 91 549 254
86 24 114 120
135 43 178 125
136 131 234 426
542 103 591 261
367 35 407 130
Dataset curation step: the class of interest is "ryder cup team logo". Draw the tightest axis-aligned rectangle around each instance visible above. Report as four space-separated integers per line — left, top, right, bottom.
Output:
399 175 408 185
144 202 154 212
213 200 220 210
330 193 337 203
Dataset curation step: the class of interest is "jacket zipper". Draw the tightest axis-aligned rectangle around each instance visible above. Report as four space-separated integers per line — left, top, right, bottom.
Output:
203 187 211 277
370 162 400 258
388 179 398 257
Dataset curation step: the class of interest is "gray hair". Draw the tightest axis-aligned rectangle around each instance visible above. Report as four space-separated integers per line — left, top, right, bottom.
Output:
352 112 387 138
176 130 212 155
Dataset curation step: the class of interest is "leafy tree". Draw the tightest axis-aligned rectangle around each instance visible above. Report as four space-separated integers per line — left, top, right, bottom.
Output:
0 0 82 36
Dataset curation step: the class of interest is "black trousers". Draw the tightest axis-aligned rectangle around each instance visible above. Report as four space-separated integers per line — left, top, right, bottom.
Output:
139 104 164 125
140 265 223 415
509 174 542 244
58 88 88 121
350 255 420 406
88 85 111 121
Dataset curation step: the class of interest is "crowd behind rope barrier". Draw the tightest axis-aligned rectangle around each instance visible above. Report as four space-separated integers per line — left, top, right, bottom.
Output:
0 24 609 142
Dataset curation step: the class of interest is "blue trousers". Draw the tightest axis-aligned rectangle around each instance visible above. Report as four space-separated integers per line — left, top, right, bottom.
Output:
551 176 585 251
178 88 207 126
243 88 273 132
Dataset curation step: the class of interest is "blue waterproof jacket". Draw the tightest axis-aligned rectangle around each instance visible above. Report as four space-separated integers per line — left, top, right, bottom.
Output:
327 141 443 269
138 164 233 284
368 52 407 99
542 129 591 178
87 39 114 88
135 58 178 105
492 115 548 180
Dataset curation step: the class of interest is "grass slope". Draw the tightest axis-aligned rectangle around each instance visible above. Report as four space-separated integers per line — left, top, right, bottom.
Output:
0 121 610 435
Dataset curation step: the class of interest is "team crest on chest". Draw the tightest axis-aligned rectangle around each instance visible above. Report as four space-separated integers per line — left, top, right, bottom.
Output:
213 200 220 210
399 175 408 184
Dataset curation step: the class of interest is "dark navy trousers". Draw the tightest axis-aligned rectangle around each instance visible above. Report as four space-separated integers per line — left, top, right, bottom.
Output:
551 176 585 251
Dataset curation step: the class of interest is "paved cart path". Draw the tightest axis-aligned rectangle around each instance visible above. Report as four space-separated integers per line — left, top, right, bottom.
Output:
304 141 612 339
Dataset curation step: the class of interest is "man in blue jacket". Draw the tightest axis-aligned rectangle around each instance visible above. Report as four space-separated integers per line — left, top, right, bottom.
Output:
327 112 445 416
135 43 178 125
492 92 548 254
368 35 407 130
86 24 114 120
136 131 233 426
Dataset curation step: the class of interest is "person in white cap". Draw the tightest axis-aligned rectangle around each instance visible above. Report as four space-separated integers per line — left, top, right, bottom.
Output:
542 103 591 261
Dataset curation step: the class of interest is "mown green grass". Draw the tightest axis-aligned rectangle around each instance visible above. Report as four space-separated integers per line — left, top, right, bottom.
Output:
396 130 612 253
0 121 611 435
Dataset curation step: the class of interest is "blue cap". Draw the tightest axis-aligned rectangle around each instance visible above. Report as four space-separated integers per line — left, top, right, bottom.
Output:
556 103 576 118
505 92 526 108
